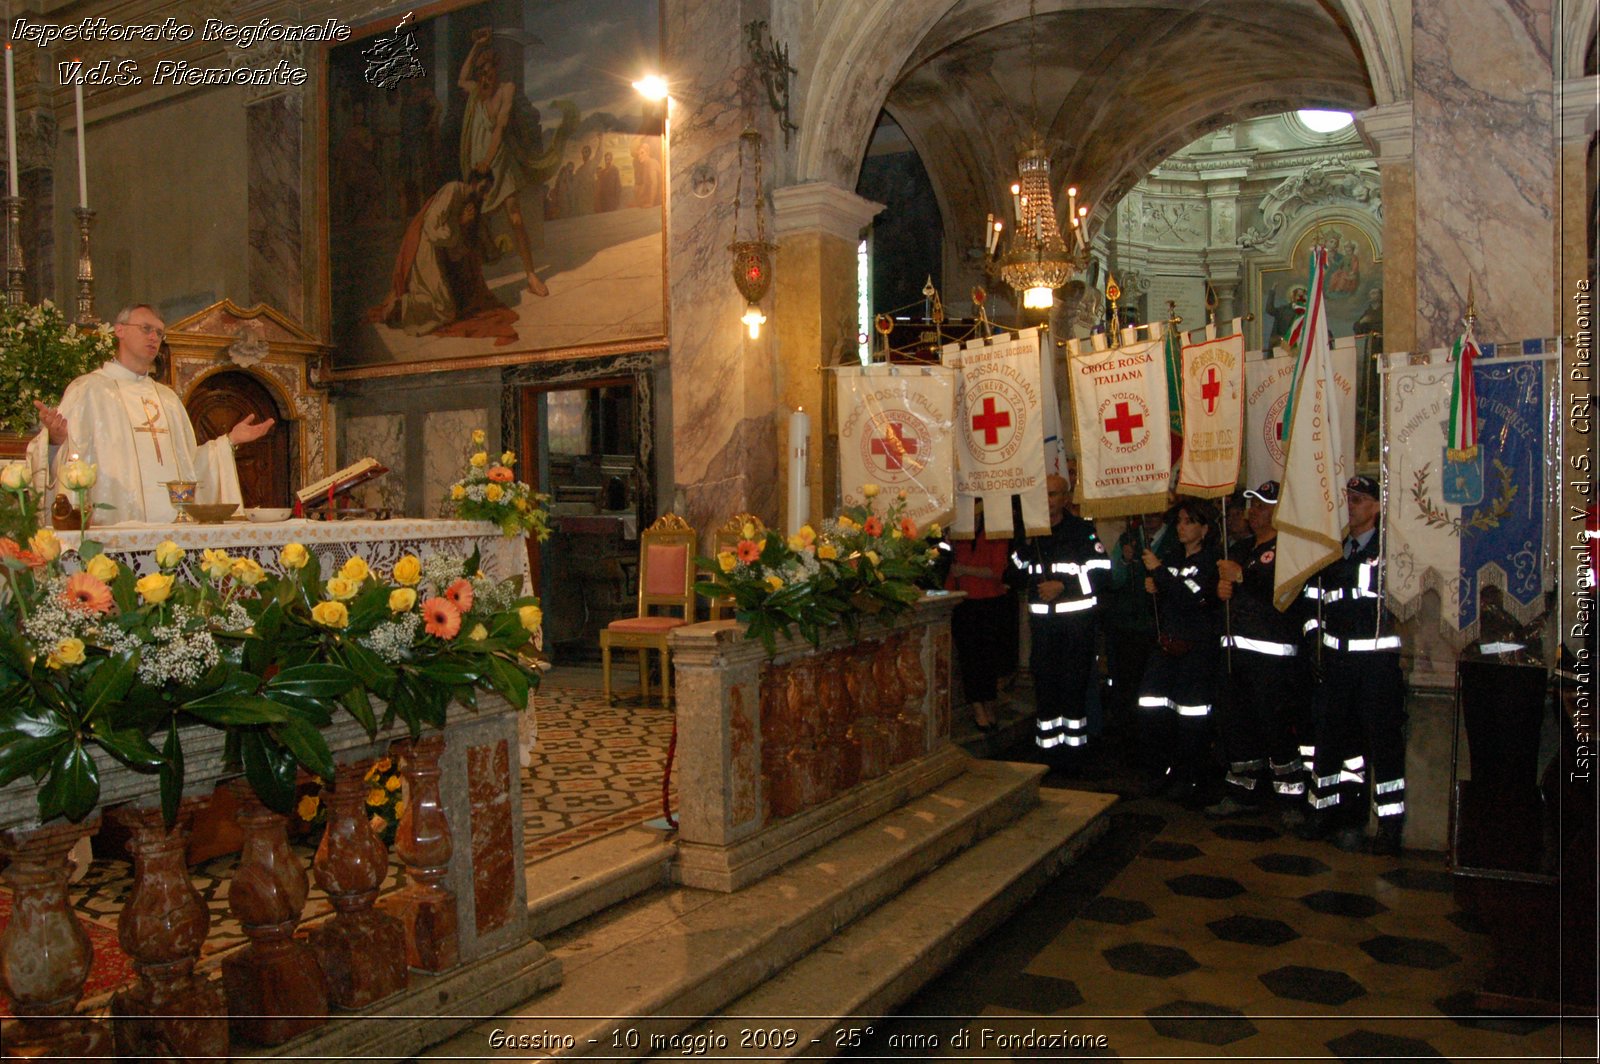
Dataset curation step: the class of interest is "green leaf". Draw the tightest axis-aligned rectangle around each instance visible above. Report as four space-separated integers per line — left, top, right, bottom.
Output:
338 641 395 693
482 653 530 709
37 743 100 823
80 650 137 724
418 660 480 686
159 718 183 828
266 663 359 700
262 690 333 728
181 693 291 726
340 685 377 737
239 729 297 813
76 539 103 562
90 727 163 771
0 702 72 786
269 716 335 780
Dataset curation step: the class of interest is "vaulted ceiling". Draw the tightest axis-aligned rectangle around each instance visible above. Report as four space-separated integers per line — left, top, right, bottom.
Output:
876 0 1375 247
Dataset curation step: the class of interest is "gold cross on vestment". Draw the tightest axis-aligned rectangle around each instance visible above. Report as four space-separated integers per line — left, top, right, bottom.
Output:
135 397 169 464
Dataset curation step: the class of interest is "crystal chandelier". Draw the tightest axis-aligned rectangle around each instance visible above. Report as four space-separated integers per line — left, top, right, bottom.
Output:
986 0 1089 311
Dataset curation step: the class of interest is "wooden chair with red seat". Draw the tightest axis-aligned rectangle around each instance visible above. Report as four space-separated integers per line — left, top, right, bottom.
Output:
600 513 698 704
708 512 766 621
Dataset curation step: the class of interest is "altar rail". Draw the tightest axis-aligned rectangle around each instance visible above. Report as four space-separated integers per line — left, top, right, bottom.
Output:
670 592 962 891
0 696 560 1061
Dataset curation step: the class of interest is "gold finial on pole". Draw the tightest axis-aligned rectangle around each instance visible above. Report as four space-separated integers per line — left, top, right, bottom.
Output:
1106 272 1122 348
1166 298 1181 330
1464 275 1476 328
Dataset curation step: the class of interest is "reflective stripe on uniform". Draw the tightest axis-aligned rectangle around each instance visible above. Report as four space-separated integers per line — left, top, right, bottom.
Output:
1375 800 1406 817
1030 596 1098 614
1322 633 1401 652
1221 635 1299 656
1309 791 1341 808
1273 779 1306 795
1374 778 1406 795
1176 703 1211 717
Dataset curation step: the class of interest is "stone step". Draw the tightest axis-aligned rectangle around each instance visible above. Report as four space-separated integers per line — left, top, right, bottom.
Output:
421 756 1094 1062
527 826 677 939
653 788 1115 1059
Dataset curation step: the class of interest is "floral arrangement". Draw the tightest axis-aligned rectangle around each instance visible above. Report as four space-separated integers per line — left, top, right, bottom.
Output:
297 755 405 846
0 471 545 825
695 484 940 652
447 428 552 540
0 300 116 436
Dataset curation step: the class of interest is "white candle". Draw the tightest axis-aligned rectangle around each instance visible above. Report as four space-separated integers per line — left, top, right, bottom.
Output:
787 407 810 536
73 71 86 209
5 45 17 198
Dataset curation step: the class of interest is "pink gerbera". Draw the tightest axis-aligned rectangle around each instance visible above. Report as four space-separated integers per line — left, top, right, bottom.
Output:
863 516 883 537
444 578 474 612
736 539 762 564
61 572 113 615
899 517 918 538
422 597 462 639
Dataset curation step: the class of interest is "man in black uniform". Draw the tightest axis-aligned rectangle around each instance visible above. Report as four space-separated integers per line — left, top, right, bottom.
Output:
1206 481 1309 821
1299 474 1407 854
1014 474 1111 765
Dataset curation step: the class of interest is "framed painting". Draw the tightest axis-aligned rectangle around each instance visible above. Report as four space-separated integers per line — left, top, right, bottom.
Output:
1252 216 1382 356
323 0 667 379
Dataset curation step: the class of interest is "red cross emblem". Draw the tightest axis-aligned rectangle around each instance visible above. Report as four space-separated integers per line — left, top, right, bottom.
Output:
1201 366 1221 414
971 396 1012 446
1104 401 1145 445
870 421 920 470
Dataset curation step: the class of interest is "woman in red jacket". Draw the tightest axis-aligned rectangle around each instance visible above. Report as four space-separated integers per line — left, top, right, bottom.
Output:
945 501 1017 732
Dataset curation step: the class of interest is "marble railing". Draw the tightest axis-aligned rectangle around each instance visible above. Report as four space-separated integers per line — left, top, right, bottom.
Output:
0 696 558 1061
669 592 963 891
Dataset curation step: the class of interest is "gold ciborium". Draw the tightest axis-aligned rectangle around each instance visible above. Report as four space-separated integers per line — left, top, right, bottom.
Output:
164 479 198 523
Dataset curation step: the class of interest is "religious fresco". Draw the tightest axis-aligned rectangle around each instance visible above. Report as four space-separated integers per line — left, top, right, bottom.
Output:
324 0 666 379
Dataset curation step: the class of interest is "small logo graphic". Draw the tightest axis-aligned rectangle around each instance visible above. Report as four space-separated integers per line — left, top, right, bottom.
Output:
1260 549 1275 565
860 411 931 481
1200 365 1221 414
1098 394 1150 454
363 13 425 89
961 378 1026 465
1264 392 1289 467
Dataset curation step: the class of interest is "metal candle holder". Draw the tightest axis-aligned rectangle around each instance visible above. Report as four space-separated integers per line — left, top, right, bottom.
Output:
4 193 24 305
73 206 95 324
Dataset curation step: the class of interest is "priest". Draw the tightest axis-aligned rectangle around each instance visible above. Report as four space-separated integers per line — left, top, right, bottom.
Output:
27 303 275 524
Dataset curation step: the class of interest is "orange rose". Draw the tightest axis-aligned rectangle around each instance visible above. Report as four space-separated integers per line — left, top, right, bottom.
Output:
444 578 474 613
899 517 918 538
487 466 515 483
422 596 462 639
863 516 884 537
736 539 762 564
61 572 113 615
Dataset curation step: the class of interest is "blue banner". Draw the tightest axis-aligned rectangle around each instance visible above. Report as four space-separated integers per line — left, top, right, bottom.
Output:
1456 358 1546 630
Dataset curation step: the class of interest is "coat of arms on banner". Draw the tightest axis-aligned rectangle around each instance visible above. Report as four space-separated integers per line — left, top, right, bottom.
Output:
941 329 1048 537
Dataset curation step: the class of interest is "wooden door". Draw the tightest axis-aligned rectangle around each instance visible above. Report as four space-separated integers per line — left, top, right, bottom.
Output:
186 371 291 507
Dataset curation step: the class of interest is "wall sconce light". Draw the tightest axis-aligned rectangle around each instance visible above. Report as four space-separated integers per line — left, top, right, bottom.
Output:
730 127 774 341
632 74 669 102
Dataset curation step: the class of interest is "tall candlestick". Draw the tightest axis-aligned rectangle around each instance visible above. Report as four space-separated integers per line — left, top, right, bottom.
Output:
73 71 86 209
787 407 810 536
5 45 17 198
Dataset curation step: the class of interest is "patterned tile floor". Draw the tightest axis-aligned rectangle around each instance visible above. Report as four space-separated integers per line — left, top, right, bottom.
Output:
854 719 1598 1061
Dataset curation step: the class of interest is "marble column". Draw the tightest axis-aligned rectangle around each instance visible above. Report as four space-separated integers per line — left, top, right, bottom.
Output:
1411 0 1555 350
772 183 883 522
1355 102 1416 355
1557 75 1597 622
240 43 304 323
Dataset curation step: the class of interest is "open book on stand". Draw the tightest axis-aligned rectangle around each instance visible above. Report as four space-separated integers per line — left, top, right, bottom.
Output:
296 457 389 506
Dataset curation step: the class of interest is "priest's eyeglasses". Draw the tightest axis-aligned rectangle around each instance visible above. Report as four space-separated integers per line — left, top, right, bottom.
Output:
120 322 166 339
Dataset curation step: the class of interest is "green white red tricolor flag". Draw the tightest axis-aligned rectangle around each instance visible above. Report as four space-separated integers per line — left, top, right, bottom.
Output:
1446 321 1481 460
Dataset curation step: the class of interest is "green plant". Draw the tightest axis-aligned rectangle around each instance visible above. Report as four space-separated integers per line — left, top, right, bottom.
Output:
0 301 115 435
446 428 552 540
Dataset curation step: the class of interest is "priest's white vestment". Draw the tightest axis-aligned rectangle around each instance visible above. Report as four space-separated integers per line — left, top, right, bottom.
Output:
26 361 242 524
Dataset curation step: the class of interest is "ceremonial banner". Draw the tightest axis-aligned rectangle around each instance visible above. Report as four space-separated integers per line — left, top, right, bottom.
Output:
941 329 1048 538
836 365 957 530
1177 321 1246 497
1244 337 1359 488
1383 344 1553 636
1273 249 1346 611
1066 329 1171 519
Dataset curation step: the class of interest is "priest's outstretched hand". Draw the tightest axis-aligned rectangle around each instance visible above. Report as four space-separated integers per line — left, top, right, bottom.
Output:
33 399 68 445
228 414 276 446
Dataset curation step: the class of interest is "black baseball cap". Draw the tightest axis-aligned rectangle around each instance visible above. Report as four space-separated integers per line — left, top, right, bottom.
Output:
1346 474 1379 499
1243 480 1280 504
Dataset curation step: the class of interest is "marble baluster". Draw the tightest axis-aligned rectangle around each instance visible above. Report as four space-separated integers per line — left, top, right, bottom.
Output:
0 819 110 1059
377 736 459 972
111 799 229 1060
221 780 328 1045
307 759 408 1008
895 631 931 760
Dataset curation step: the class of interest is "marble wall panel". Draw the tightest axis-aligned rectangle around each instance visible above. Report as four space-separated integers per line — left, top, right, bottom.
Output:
1413 0 1555 349
343 414 407 514
247 94 304 324
423 409 489 518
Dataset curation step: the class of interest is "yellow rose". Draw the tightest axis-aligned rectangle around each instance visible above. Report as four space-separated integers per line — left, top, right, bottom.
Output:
325 576 359 601
0 462 27 491
471 429 486 445
28 529 59 562
230 557 266 586
296 794 320 821
154 540 184 568
518 604 543 632
929 522 943 538
787 533 807 551
61 459 97 490
865 550 881 566
392 555 422 586
467 623 488 641
741 522 756 539
280 542 309 569
367 788 387 807
339 556 370 583
485 483 504 503
500 450 516 466
861 483 880 498
451 484 466 500
48 637 85 669
836 515 855 531
764 574 784 592
85 554 119 582
200 548 231 581
514 497 529 512
310 600 348 629
135 572 173 604
388 587 417 612
818 543 839 560
395 799 407 818
470 451 488 468
717 550 737 573
385 775 402 792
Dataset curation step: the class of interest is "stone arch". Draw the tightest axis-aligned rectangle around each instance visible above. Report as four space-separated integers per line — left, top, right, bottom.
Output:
1563 0 1599 77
